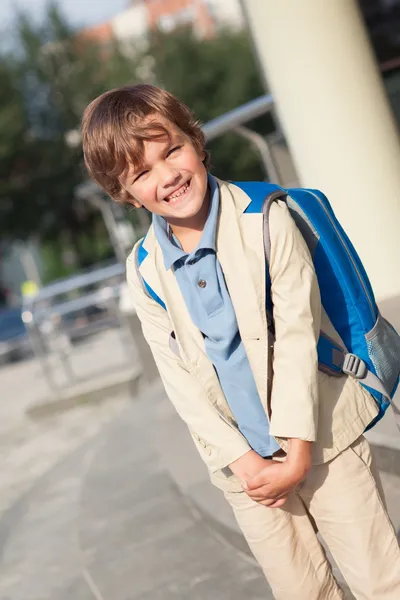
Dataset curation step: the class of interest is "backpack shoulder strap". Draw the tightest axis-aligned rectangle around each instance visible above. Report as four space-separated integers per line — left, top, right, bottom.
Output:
236 181 282 213
234 181 286 262
235 181 287 314
235 182 351 379
261 189 288 263
134 237 166 310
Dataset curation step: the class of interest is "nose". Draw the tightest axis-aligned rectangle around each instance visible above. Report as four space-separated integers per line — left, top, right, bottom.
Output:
157 162 180 188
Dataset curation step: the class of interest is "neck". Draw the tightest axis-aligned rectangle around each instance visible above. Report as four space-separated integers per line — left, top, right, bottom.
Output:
167 188 210 253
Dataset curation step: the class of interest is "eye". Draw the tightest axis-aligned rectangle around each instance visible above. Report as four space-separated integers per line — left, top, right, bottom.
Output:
167 145 182 157
134 170 149 182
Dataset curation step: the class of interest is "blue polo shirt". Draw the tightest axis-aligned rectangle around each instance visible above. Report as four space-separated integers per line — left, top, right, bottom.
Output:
152 175 279 457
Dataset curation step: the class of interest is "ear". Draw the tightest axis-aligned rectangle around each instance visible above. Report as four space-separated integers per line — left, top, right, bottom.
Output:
123 192 142 209
130 198 142 209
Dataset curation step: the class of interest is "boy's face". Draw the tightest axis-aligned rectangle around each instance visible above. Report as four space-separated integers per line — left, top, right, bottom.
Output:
120 116 208 227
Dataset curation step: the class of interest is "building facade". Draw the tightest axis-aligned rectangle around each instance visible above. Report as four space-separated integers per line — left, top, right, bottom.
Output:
80 0 245 46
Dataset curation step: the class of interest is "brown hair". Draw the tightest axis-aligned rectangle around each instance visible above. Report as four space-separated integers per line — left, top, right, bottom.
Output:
81 84 209 204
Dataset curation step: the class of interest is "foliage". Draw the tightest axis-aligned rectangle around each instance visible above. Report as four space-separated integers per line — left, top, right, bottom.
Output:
1 6 270 278
0 4 138 254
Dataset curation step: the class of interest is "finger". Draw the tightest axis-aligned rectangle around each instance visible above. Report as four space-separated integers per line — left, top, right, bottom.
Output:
268 497 288 509
258 498 279 507
245 484 290 501
242 478 273 494
244 485 272 500
247 492 277 502
243 473 267 491
258 496 288 508
244 461 280 491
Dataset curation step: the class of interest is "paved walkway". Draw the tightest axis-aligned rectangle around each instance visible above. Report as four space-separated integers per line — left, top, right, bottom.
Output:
0 329 137 517
0 326 399 599
0 381 272 600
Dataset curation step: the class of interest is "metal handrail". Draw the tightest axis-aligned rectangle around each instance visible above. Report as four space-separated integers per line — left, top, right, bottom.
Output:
29 287 119 321
202 94 274 141
24 262 125 307
202 93 281 184
21 262 130 392
234 125 281 184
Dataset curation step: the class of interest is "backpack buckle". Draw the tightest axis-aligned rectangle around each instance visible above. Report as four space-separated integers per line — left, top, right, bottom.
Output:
342 354 367 379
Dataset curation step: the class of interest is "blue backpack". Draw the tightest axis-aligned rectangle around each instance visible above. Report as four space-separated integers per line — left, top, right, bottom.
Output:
136 181 400 431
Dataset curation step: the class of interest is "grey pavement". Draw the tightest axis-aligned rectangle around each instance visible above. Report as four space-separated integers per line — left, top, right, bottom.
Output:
0 380 272 600
0 324 399 599
0 326 145 517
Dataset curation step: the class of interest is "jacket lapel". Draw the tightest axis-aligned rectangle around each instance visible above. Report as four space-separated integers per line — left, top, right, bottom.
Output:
216 181 266 340
141 228 206 363
216 180 269 407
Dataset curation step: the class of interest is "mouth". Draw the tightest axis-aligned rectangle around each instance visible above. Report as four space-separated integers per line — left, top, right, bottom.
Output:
163 179 192 205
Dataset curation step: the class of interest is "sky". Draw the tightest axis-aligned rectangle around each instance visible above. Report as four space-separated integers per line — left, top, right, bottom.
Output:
0 0 130 30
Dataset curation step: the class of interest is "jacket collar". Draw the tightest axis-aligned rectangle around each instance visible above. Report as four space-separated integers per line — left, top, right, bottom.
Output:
151 174 219 271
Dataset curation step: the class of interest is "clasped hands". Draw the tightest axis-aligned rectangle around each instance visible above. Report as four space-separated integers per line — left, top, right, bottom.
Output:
242 458 306 508
230 440 312 509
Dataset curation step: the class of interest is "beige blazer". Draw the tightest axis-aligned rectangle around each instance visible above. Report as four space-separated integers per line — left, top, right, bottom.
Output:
126 179 378 491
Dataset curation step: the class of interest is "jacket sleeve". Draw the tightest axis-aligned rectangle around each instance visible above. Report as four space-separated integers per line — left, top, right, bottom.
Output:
126 249 251 473
268 201 321 441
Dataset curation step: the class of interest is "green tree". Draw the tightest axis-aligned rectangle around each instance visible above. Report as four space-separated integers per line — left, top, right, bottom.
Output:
0 4 140 271
0 56 29 235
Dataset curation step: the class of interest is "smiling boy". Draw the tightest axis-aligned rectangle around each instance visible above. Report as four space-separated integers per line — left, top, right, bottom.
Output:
82 84 400 599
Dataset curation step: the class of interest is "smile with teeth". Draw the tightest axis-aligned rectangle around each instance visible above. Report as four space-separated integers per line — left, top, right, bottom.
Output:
165 180 191 203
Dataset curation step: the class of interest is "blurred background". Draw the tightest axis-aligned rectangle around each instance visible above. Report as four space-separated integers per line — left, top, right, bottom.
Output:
0 1 399 599
0 0 399 309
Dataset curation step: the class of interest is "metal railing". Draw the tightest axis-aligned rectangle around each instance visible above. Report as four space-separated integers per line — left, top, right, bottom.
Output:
22 263 135 392
202 94 282 184
24 262 125 315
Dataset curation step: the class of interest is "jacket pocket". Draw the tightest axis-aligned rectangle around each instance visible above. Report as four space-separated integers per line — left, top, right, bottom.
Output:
169 331 181 358
169 331 191 372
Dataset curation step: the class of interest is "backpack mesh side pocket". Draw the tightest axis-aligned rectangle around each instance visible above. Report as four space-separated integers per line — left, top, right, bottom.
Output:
365 312 400 395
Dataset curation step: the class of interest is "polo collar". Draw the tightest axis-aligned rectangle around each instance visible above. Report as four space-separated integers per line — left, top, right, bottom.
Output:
152 174 219 271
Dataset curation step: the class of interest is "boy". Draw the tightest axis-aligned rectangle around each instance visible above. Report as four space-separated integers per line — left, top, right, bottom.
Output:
82 84 400 599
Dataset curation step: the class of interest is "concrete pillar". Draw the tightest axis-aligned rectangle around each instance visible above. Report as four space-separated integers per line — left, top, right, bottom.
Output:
241 0 400 300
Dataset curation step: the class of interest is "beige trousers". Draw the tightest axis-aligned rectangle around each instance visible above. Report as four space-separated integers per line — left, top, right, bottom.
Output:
224 437 400 600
